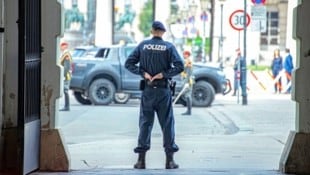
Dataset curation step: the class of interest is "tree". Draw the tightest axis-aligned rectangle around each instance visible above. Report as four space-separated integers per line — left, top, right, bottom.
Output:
138 0 154 37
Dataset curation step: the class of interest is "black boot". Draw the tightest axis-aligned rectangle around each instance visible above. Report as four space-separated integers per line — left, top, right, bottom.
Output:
166 152 179 169
134 153 146 169
182 97 191 115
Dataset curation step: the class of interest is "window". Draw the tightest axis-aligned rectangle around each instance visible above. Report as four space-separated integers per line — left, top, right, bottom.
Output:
260 11 279 50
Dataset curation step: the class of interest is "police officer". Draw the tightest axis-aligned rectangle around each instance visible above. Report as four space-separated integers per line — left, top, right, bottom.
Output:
59 42 72 111
125 21 184 169
181 50 194 115
232 49 241 96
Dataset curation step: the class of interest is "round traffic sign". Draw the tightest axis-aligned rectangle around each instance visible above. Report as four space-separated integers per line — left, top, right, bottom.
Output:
229 10 251 31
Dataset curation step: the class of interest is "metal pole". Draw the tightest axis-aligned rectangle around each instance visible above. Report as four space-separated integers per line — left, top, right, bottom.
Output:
220 3 223 67
153 0 156 21
202 10 206 62
242 0 248 105
203 19 206 62
209 0 214 62
111 0 115 44
237 31 240 104
238 31 240 49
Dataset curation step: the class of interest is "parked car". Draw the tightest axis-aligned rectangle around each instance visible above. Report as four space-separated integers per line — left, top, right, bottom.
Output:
69 44 231 107
72 45 104 58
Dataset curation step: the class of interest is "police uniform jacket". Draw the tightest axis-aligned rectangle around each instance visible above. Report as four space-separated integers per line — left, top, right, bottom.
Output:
125 36 184 80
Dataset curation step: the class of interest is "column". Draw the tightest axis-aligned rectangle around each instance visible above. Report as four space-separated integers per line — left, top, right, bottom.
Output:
279 0 310 174
154 0 170 25
1 0 19 169
95 0 112 46
40 0 70 171
0 0 4 169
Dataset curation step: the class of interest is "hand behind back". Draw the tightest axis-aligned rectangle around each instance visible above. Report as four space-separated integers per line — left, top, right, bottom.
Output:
144 72 163 82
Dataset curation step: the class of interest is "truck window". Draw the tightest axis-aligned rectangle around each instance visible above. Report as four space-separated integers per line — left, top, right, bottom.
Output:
105 48 118 59
124 47 135 58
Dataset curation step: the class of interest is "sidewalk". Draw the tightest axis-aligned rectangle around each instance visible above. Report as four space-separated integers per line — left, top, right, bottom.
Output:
34 93 295 175
31 169 286 175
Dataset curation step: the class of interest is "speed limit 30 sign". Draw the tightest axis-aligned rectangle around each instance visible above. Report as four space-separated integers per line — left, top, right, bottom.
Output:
229 10 251 31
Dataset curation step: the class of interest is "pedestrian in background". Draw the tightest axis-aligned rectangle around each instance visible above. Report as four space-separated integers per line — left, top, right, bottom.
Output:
59 42 72 111
181 50 194 115
283 48 294 93
125 21 184 169
271 49 283 94
232 49 242 96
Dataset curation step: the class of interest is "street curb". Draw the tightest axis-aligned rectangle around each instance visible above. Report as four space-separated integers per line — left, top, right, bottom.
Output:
206 105 253 135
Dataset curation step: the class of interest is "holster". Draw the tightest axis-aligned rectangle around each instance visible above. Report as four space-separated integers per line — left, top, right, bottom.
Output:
139 79 145 90
169 80 176 96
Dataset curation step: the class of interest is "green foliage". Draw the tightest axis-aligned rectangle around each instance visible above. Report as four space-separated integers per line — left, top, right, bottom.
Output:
138 0 153 37
247 65 270 71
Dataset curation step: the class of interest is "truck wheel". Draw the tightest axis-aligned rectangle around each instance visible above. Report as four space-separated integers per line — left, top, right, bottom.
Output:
88 79 115 105
192 81 215 107
114 93 130 104
73 91 92 105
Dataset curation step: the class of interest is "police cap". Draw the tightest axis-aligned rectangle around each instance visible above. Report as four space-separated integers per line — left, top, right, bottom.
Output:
60 42 68 47
152 21 166 32
183 50 191 56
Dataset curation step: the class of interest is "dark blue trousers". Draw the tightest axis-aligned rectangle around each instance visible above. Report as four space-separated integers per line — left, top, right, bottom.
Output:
134 86 179 154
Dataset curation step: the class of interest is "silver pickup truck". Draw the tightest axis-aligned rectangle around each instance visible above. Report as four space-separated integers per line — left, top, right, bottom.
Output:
69 44 231 107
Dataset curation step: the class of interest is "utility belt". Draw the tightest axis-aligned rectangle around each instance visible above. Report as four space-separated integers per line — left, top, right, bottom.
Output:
140 79 176 95
140 79 168 89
